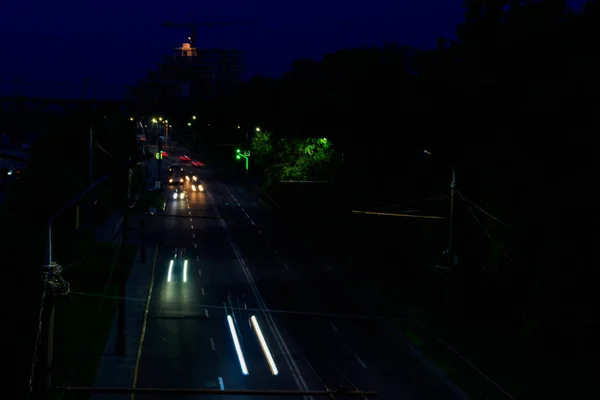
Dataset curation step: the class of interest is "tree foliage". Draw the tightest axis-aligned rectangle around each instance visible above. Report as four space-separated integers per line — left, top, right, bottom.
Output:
250 131 335 184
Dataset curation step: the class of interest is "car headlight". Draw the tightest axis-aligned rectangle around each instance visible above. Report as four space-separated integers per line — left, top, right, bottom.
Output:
180 193 185 199
173 193 178 199
191 185 196 191
186 176 190 181
198 185 204 191
180 178 183 182
169 178 173 183
192 176 197 181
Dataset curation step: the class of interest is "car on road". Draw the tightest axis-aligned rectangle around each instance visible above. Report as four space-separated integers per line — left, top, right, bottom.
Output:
172 188 185 200
168 166 184 185
191 179 204 192
179 155 191 162
191 160 204 167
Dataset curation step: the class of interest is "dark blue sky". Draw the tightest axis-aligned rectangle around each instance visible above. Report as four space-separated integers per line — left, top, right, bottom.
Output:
0 0 585 99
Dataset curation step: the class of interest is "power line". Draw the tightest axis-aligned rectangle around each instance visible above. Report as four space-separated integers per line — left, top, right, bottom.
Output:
376 194 448 210
457 191 510 229
463 199 521 270
68 291 410 323
96 142 114 158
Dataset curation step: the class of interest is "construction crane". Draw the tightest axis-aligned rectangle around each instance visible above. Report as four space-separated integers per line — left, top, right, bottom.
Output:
163 21 255 48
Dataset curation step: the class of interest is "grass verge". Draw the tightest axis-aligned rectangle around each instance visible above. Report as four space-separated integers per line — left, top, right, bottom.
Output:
52 243 138 400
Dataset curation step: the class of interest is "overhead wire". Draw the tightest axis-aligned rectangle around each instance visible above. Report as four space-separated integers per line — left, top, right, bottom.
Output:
96 142 114 158
376 194 448 210
67 290 410 323
462 198 521 270
457 191 510 229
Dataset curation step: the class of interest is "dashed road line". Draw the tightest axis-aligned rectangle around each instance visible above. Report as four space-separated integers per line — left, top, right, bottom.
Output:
191 225 194 229
205 309 210 318
218 376 224 390
355 355 368 369
196 255 199 261
198 269 202 277
210 337 216 350
194 243 197 248
330 322 339 333
258 230 262 235
192 233 195 238
201 287 205 296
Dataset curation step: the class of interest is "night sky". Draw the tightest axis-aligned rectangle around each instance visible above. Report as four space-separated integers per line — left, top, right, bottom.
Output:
1 0 585 99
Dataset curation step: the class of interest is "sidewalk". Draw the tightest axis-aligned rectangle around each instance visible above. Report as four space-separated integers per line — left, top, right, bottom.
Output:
92 163 158 397
91 244 154 397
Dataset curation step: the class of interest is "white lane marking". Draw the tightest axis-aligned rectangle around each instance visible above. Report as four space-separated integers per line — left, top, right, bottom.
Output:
198 269 202 277
355 355 368 369
191 225 194 229
330 322 339 333
265 240 269 244
210 337 216 350
192 234 196 238
194 243 197 248
249 219 255 225
283 263 289 270
190 218 193 222
205 309 210 318
258 230 262 235
241 207 246 213
218 376 224 390
273 250 278 256
244 213 250 219
201 287 205 296
207 191 310 394
189 211 191 215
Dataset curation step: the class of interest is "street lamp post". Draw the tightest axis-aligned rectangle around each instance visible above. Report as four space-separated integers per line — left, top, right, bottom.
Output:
235 149 249 175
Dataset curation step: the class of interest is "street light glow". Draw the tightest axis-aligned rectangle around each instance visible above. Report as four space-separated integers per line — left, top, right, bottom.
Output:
130 117 134 121
187 122 192 126
256 127 260 132
192 115 197 120
152 118 157 123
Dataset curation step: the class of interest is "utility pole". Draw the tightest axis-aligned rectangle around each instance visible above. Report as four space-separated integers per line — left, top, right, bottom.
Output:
85 78 96 187
41 176 109 398
447 169 456 267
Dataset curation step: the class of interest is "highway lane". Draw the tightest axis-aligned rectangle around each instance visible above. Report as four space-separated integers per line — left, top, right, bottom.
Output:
143 147 465 398
133 171 319 400
201 169 467 400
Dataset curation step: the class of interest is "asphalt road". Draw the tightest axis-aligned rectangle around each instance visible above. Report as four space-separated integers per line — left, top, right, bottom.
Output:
131 147 466 400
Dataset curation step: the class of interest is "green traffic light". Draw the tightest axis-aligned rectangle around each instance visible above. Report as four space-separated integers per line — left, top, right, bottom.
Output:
236 149 241 153
236 155 241 160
